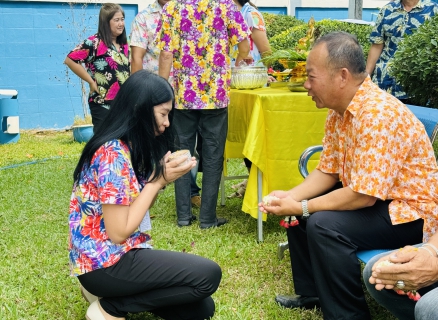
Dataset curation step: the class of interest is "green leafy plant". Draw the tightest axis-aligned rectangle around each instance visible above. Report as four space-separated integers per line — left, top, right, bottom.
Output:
390 15 438 108
262 13 305 39
314 19 373 57
260 49 307 67
269 24 308 51
269 19 373 58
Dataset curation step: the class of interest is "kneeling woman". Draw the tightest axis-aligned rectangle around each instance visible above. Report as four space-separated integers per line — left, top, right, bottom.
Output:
68 70 222 320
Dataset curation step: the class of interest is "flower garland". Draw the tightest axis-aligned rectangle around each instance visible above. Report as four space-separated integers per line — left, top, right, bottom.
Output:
279 216 299 228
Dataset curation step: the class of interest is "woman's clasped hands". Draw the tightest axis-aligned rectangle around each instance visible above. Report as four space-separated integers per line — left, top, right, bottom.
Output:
162 151 197 184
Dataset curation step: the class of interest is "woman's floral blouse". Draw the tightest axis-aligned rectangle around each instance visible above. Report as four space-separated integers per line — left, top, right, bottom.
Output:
156 0 249 110
69 140 152 276
369 0 438 99
231 3 267 66
67 34 130 108
318 77 438 242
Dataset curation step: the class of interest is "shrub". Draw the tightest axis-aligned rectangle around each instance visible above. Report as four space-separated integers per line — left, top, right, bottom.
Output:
270 24 308 51
269 19 373 57
315 20 373 57
390 15 438 108
262 13 305 39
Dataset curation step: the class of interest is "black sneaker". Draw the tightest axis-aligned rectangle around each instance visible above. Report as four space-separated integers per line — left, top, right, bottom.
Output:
200 217 228 229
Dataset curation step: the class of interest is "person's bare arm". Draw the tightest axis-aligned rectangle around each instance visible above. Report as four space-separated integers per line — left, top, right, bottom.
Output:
365 43 384 76
103 154 196 244
130 46 147 74
251 28 271 58
64 57 98 94
235 39 250 67
158 50 173 80
260 169 377 216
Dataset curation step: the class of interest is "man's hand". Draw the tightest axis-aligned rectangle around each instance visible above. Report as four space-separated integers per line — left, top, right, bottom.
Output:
258 192 302 216
369 246 438 291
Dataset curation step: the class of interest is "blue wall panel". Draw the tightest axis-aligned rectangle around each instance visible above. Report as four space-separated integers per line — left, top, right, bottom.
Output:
0 1 137 129
296 7 379 22
258 7 287 15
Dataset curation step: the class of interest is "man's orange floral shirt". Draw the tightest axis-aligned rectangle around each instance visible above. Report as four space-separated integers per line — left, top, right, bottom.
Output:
317 76 438 242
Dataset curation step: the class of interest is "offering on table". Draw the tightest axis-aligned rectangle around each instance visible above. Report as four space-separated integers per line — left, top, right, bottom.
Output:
230 66 268 90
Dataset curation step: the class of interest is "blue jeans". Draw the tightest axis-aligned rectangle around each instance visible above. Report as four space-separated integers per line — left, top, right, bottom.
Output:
172 108 227 227
363 248 438 320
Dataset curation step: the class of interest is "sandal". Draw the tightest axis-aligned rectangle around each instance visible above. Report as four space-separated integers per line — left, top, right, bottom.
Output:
227 191 243 199
231 179 247 190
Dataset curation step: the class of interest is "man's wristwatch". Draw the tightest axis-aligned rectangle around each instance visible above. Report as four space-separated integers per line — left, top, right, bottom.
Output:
301 200 310 220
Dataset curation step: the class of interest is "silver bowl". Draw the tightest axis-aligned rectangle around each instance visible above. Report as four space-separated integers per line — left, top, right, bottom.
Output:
231 66 267 90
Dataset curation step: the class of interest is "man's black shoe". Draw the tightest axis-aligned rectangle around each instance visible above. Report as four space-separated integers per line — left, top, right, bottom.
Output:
200 217 228 229
177 214 197 227
275 295 320 310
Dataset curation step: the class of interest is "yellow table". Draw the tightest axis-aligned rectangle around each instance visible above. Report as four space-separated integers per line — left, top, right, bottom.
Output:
225 87 328 240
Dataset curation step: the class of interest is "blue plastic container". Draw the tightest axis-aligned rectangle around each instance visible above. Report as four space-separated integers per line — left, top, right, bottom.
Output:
73 125 94 143
0 90 20 145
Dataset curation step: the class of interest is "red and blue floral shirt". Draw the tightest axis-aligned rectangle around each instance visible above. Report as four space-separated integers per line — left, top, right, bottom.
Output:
67 34 130 108
68 139 152 276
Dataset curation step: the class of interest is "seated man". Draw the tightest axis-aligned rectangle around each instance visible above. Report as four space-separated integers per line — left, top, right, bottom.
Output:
259 32 438 320
364 233 438 320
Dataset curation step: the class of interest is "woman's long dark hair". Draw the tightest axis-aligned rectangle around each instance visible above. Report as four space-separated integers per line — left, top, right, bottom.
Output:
235 0 258 9
73 70 175 183
98 3 127 48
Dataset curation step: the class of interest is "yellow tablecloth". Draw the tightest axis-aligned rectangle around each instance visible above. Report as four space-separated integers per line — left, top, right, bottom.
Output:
226 87 328 220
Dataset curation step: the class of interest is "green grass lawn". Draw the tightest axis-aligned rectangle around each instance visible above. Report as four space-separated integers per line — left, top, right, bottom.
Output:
0 131 396 319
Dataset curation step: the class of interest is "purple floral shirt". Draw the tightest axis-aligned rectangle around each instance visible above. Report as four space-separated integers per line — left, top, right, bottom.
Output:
156 0 249 110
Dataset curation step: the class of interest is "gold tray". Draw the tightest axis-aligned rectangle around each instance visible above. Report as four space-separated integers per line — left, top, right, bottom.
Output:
287 83 308 92
269 82 288 88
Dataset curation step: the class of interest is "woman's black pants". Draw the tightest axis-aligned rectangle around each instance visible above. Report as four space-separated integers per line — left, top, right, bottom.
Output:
78 249 222 319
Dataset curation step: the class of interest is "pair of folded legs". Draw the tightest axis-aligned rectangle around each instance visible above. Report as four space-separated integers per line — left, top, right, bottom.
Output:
78 248 221 319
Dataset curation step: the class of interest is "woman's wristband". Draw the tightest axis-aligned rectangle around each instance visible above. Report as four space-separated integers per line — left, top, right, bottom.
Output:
419 246 434 257
423 243 438 257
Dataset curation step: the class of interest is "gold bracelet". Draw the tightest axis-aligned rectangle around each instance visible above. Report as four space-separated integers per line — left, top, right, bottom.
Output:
423 243 438 257
419 246 434 257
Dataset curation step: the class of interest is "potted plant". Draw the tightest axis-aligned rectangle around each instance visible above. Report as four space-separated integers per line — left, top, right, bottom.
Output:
72 114 93 143
63 1 96 142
